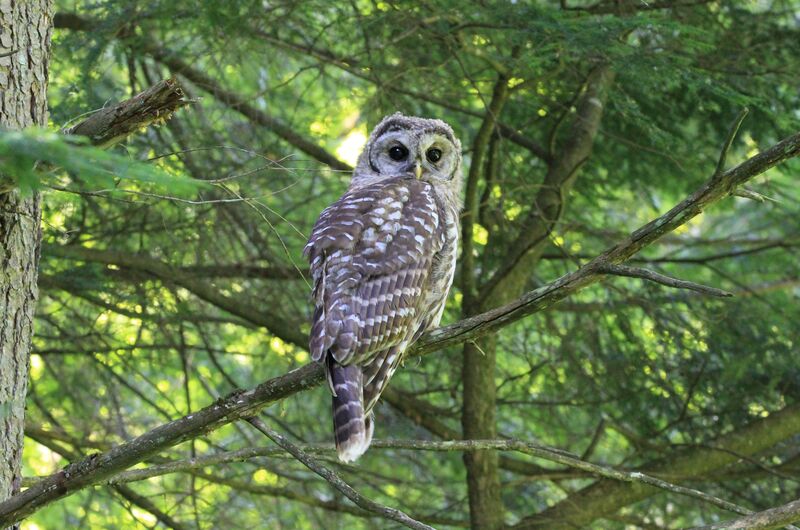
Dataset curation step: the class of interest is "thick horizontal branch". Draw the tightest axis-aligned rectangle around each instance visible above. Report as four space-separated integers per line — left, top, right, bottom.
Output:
3 127 798 526
63 78 188 148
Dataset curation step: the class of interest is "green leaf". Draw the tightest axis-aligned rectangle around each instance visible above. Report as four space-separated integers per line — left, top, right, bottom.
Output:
0 128 206 195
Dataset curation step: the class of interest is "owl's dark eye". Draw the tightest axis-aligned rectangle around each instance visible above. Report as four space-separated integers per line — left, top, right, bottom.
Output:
388 145 408 161
426 148 443 163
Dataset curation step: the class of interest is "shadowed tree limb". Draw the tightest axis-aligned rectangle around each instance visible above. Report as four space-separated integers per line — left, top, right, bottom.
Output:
53 14 553 164
512 402 800 529
57 14 353 171
560 0 714 15
250 28 553 163
1 123 798 527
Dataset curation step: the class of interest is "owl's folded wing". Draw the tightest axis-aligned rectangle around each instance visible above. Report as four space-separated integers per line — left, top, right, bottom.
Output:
304 179 445 367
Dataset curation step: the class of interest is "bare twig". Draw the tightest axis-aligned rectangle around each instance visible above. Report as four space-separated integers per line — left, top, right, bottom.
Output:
245 418 435 530
598 264 733 297
733 187 779 203
714 107 749 178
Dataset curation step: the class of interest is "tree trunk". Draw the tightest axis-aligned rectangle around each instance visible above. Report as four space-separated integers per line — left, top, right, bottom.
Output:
459 74 510 530
461 335 503 529
0 3 53 529
460 66 614 530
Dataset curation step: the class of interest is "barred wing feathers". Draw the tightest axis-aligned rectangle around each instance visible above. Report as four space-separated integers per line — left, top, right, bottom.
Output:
304 179 445 369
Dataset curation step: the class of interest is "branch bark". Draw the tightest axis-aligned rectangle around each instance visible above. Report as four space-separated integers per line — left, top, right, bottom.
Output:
2 125 799 527
513 403 800 528
62 77 188 148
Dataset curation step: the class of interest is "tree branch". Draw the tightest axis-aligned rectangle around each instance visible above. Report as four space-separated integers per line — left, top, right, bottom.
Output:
2 126 799 527
461 72 510 304
59 20 352 174
63 78 189 148
479 64 615 302
245 417 435 530
688 498 800 530
714 108 749 178
251 29 552 163
560 0 714 15
144 47 352 172
86 436 797 525
598 264 733 298
41 244 306 347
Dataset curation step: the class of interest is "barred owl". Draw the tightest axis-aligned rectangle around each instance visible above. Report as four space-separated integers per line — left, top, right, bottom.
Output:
304 113 462 462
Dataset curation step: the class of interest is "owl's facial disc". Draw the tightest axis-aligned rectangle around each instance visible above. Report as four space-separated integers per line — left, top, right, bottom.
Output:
369 128 457 182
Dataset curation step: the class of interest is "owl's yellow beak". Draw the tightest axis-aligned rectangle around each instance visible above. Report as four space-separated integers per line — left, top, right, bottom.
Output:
414 162 422 179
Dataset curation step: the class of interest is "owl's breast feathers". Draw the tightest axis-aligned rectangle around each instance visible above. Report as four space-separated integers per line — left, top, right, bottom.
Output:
304 178 452 371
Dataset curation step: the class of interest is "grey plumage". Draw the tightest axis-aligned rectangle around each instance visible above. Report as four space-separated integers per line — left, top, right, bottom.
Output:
305 113 462 462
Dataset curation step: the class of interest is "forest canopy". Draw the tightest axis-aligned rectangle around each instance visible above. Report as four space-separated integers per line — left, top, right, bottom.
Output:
1 1 800 529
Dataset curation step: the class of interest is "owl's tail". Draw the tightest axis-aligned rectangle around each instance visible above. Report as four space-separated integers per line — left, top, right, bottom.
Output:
329 361 374 462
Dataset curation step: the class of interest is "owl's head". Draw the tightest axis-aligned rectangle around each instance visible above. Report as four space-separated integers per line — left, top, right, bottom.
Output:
352 113 462 198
